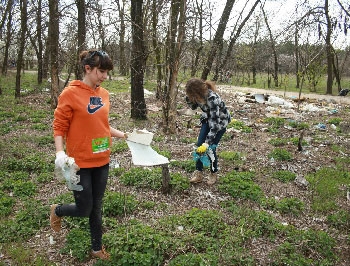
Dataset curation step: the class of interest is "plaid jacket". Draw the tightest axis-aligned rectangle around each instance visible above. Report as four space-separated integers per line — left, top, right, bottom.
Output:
186 90 231 144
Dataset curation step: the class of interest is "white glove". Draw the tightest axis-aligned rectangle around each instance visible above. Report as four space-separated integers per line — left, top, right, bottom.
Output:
54 151 82 191
55 151 69 170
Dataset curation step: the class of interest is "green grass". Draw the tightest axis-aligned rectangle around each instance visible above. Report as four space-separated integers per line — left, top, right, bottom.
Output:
306 167 350 213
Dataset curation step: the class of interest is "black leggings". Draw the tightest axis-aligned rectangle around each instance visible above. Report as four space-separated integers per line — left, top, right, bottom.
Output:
56 164 109 251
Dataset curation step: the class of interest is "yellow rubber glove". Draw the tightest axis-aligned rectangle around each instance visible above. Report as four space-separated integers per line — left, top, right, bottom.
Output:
196 143 209 154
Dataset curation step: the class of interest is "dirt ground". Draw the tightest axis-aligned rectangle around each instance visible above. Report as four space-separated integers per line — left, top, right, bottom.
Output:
3 84 350 265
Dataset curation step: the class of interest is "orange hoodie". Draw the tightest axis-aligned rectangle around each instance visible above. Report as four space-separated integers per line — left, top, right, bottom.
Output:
53 80 111 168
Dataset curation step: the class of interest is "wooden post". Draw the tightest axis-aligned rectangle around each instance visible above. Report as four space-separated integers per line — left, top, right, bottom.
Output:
161 164 171 194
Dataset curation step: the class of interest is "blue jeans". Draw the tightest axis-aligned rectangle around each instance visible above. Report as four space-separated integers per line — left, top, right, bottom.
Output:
55 164 109 251
196 122 226 173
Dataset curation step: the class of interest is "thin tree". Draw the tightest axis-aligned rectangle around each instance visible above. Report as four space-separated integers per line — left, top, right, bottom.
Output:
262 5 278 88
48 0 60 108
1 0 14 75
15 0 27 98
116 0 128 76
151 0 164 99
75 0 86 80
201 0 234 80
130 0 147 119
190 0 204 77
324 0 333 94
162 0 186 134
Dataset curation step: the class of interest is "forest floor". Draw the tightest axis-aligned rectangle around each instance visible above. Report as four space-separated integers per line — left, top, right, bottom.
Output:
1 82 350 265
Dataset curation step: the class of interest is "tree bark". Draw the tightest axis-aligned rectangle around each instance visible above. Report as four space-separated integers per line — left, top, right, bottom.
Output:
15 0 28 98
116 0 128 76
130 0 147 119
262 6 278 88
190 0 204 77
324 0 333 94
162 0 186 134
152 0 163 99
201 0 234 81
1 0 13 76
75 0 86 80
49 0 60 108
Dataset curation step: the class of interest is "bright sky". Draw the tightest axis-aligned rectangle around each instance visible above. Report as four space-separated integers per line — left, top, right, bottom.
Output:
212 0 349 49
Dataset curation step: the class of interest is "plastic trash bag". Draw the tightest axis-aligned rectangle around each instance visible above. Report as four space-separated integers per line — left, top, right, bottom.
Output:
54 157 83 191
192 144 217 171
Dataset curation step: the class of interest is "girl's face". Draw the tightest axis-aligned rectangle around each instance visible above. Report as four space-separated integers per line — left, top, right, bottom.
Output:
85 66 108 87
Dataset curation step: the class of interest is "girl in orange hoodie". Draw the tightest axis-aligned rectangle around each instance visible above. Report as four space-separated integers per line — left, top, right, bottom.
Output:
51 50 125 260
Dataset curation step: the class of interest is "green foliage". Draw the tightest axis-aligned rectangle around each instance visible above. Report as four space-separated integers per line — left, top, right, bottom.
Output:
34 135 54 146
4 152 53 173
108 166 126 178
328 117 342 125
1 243 55 266
306 167 350 213
103 221 168 266
288 120 310 130
269 226 338 265
264 117 285 128
152 145 171 159
170 172 190 192
289 136 308 146
168 253 218 266
272 170 296 182
327 210 350 230
223 202 281 239
170 159 196 172
0 193 15 217
0 199 48 243
268 137 289 146
218 150 243 162
227 119 252 133
120 167 162 189
268 148 293 161
12 180 37 198
275 197 305 216
111 140 128 153
36 172 53 183
159 208 227 238
218 171 264 202
61 228 91 262
103 191 138 217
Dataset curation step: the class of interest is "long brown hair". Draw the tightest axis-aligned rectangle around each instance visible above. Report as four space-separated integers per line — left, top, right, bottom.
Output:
80 50 114 73
185 78 217 104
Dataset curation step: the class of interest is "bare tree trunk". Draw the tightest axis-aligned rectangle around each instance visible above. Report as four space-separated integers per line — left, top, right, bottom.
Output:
201 0 234 80
162 0 186 134
75 0 86 80
130 0 147 119
1 0 13 76
116 0 127 76
190 0 204 77
152 0 163 99
295 21 300 89
252 18 260 84
324 0 333 94
36 0 43 84
161 164 171 194
262 6 278 88
49 0 60 108
15 0 27 98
